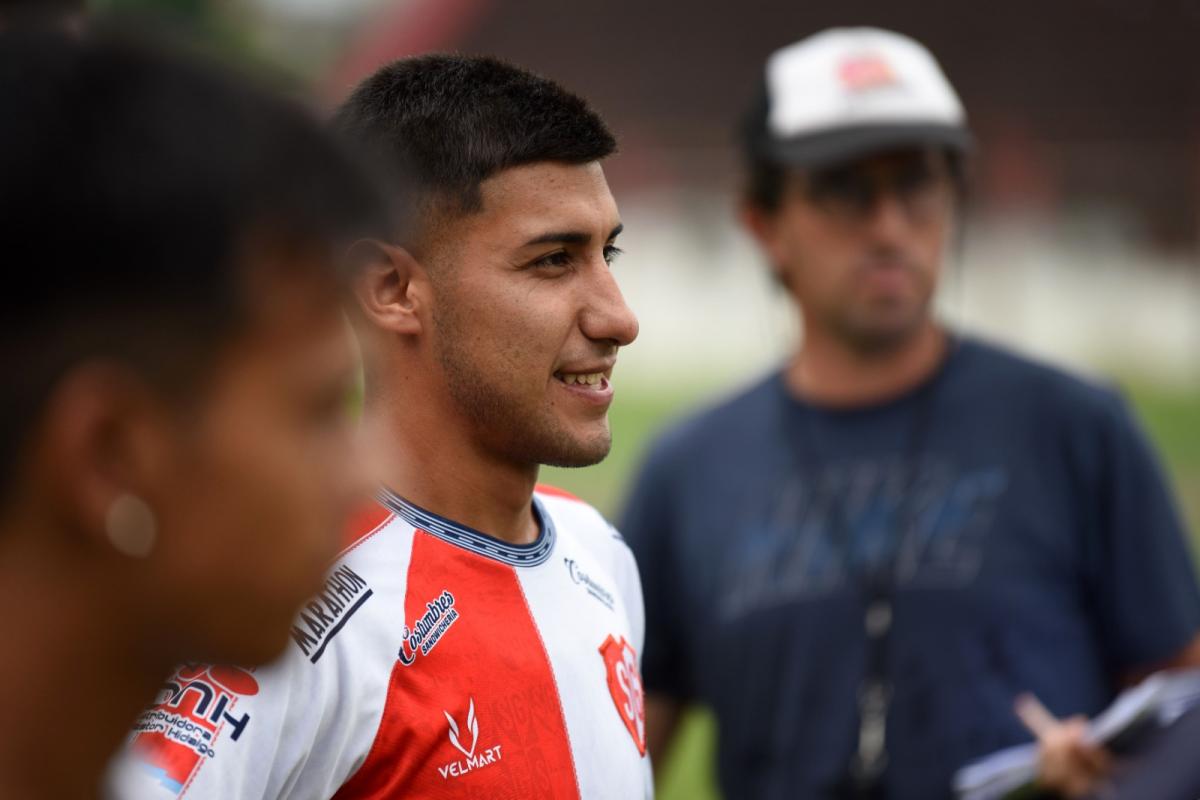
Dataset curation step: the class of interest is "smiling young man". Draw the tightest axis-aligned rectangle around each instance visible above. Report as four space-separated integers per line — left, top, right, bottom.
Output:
113 55 649 799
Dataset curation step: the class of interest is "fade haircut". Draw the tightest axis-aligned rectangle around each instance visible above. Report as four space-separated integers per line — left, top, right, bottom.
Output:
0 25 382 494
333 54 617 244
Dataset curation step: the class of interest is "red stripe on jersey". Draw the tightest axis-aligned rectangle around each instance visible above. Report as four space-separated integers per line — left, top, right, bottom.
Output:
333 529 581 799
340 502 394 555
534 484 584 503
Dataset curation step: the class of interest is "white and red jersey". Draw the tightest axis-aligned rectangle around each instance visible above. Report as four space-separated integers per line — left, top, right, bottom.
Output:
111 486 651 800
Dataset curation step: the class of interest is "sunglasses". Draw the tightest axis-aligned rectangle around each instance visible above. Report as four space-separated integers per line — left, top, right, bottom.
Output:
799 155 954 223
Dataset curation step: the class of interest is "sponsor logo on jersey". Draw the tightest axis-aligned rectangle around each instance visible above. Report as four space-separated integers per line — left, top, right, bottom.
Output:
398 588 459 666
599 634 647 756
130 665 259 794
290 564 372 663
564 557 615 610
437 697 503 780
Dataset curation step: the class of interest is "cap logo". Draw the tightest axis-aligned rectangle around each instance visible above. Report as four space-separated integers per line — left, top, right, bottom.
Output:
837 53 896 92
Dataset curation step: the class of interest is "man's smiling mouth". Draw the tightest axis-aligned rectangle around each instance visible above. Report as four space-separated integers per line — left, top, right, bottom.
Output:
555 371 606 386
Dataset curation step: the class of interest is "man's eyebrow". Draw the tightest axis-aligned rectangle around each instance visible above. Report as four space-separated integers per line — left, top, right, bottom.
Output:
522 223 624 247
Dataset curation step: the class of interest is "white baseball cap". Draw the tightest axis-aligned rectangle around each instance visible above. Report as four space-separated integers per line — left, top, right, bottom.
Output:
745 27 971 167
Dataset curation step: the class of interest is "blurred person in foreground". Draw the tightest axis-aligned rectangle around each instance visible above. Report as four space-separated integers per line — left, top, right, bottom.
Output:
113 55 651 799
620 27 1200 800
0 24 380 800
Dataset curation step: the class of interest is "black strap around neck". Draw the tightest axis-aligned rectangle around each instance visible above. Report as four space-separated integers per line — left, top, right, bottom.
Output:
783 339 954 799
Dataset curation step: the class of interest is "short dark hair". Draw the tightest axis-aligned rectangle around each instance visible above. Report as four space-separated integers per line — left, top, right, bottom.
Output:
333 54 617 241
0 25 382 492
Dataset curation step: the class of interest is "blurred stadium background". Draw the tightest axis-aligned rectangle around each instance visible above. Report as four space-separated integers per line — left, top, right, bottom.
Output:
92 1 1200 795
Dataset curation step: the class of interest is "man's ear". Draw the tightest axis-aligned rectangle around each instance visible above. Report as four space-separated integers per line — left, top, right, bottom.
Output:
346 240 429 336
738 201 789 286
31 362 168 556
739 200 775 255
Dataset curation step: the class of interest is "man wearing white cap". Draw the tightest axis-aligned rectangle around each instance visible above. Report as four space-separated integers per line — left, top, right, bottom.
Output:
620 27 1200 800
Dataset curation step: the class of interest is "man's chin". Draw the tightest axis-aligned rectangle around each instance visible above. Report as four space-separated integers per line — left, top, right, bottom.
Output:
840 310 929 354
537 427 613 469
540 442 611 469
479 409 613 470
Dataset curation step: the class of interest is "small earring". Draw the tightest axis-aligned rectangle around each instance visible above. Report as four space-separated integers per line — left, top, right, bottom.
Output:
105 493 157 558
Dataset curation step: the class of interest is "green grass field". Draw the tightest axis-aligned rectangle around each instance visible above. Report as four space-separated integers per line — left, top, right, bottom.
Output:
542 377 1200 800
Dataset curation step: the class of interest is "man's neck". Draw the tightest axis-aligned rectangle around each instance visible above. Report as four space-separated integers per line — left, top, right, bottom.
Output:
787 320 949 408
0 537 169 800
362 390 540 546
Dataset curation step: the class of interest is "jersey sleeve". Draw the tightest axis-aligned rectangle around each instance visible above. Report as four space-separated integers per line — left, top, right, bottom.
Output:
605 523 646 660
610 536 655 800
111 652 361 800
619 438 696 703
1081 389 1200 670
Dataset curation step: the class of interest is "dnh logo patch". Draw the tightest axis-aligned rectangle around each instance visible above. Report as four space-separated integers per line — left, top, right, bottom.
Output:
599 635 646 756
130 664 260 794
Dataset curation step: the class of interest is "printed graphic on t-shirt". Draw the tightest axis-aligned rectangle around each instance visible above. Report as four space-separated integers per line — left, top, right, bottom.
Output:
719 455 1009 620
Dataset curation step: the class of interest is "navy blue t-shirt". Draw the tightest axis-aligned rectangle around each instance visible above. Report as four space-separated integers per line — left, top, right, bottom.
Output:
620 337 1200 800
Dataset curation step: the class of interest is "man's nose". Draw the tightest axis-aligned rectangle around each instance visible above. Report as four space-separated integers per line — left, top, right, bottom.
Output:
580 261 639 347
861 189 914 242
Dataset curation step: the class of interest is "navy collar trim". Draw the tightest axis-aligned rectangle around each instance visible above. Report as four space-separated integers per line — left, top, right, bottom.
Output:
377 487 556 568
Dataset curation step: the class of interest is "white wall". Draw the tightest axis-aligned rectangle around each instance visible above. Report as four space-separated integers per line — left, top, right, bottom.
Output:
611 191 1200 390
